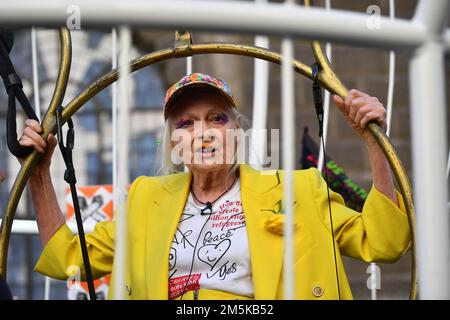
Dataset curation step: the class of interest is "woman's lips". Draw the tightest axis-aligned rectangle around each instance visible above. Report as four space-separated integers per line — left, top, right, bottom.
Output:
194 146 217 156
195 146 216 153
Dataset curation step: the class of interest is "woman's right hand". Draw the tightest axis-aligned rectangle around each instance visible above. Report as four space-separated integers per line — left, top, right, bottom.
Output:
18 120 66 245
18 119 58 174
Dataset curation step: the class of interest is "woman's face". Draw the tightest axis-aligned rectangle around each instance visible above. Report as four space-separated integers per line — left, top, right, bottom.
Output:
168 90 239 173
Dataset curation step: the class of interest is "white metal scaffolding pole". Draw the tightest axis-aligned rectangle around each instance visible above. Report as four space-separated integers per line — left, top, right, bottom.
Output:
447 149 450 181
31 27 49 299
281 1 296 299
250 0 270 170
0 0 435 52
186 57 192 75
184 0 192 76
386 0 397 138
281 37 295 300
447 148 450 214
113 26 131 300
410 0 450 299
31 28 42 120
0 219 95 235
184 50 192 173
317 0 332 172
369 0 397 301
249 34 269 169
112 27 118 231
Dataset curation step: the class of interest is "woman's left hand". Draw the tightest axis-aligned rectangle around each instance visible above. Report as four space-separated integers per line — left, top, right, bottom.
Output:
333 89 387 144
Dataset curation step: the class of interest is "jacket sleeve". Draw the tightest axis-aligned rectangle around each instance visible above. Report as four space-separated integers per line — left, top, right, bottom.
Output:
34 176 145 281
308 168 411 263
34 221 115 281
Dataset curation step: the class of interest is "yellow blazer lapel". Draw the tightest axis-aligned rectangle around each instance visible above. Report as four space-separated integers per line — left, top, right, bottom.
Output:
240 164 284 300
145 172 192 299
144 165 285 300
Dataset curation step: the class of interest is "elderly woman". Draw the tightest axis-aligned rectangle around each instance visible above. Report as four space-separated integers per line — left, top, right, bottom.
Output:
21 73 409 300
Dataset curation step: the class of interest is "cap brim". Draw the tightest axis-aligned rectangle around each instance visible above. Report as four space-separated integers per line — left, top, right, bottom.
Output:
164 82 236 119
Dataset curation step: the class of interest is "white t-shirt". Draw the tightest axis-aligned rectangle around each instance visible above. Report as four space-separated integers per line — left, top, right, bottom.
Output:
168 178 254 299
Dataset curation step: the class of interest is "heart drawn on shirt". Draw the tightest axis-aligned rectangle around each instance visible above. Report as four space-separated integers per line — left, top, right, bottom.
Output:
197 239 231 270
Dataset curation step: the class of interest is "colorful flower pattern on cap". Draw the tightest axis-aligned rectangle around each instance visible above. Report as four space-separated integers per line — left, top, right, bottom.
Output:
163 73 235 118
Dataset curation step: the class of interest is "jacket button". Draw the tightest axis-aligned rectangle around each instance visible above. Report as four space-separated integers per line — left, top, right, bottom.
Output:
312 285 324 297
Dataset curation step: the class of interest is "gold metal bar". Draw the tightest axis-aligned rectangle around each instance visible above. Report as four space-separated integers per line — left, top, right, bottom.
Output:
0 27 72 278
367 122 417 300
61 43 311 120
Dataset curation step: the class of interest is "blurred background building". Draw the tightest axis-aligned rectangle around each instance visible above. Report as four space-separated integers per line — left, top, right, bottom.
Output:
0 0 449 299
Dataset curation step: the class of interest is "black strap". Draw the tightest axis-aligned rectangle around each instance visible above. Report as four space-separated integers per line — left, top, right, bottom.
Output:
56 106 97 301
311 62 341 300
0 29 39 158
311 63 324 137
0 276 12 300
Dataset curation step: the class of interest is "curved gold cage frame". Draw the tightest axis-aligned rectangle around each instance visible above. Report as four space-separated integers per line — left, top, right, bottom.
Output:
0 27 417 299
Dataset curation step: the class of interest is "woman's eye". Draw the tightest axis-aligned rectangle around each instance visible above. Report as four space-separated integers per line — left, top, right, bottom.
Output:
210 114 229 125
175 119 194 129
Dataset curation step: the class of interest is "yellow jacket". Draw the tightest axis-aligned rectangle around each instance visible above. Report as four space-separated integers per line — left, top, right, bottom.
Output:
35 164 410 300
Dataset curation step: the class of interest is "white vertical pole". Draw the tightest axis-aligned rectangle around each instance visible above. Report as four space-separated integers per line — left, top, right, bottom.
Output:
386 0 396 138
249 0 270 170
43 276 51 300
411 0 450 300
369 264 377 300
112 28 118 218
281 0 295 300
186 56 192 75
31 27 41 120
446 149 450 181
447 146 450 281
317 0 332 172
184 53 192 173
370 0 397 301
113 25 131 300
410 40 450 299
184 0 192 77
31 27 50 300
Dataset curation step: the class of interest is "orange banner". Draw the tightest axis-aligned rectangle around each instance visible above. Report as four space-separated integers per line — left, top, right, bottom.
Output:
65 185 114 300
